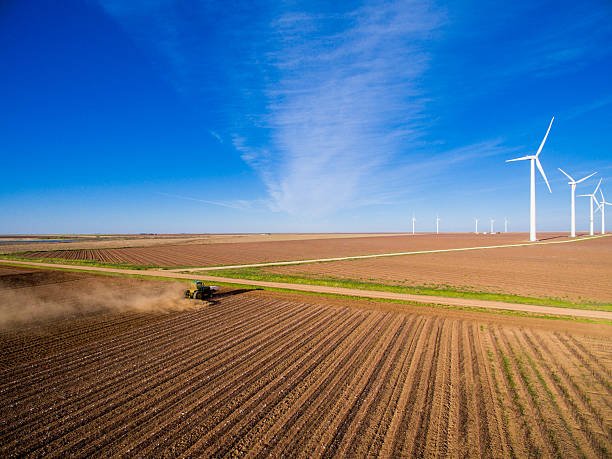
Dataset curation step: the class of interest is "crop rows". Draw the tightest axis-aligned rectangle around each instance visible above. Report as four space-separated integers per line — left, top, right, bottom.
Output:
17 233 528 267
267 236 612 302
1 291 610 457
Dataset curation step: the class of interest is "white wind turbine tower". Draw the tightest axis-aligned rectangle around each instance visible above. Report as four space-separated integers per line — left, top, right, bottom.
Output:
474 218 479 234
412 214 416 235
558 168 597 237
490 218 495 234
596 189 611 234
504 217 508 233
436 215 440 235
578 178 602 236
506 117 554 242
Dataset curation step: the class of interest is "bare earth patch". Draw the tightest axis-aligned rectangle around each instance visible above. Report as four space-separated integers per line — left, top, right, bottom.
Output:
265 235 612 303
0 267 610 457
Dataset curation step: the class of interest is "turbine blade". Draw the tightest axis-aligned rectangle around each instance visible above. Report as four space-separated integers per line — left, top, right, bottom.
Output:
558 168 574 182
575 171 597 184
576 194 591 198
506 155 532 162
535 116 554 157
536 157 552 193
593 178 602 195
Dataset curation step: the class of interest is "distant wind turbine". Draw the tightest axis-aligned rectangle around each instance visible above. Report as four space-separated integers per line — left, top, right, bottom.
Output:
558 168 597 237
474 218 479 234
578 178 602 236
504 217 508 233
436 215 440 235
506 117 554 242
412 214 416 235
490 218 495 234
596 189 611 234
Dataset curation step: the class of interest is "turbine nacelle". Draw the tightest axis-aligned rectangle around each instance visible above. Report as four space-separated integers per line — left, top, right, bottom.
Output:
506 117 554 194
505 116 554 242
558 168 597 185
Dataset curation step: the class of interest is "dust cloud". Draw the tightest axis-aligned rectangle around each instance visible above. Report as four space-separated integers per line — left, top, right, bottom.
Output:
0 281 200 329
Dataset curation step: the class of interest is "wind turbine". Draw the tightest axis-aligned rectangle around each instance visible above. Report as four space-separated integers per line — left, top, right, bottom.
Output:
474 218 479 234
578 178 602 236
411 214 416 235
504 217 508 233
558 168 597 237
506 117 554 242
436 215 440 235
490 218 495 234
596 189 611 234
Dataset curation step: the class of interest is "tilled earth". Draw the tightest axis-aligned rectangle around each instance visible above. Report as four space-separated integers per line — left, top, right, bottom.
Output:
267 235 612 303
0 267 610 457
15 233 539 267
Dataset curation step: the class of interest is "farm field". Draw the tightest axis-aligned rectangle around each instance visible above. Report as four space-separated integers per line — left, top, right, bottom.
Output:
11 233 561 267
0 266 610 457
262 235 612 303
0 232 403 254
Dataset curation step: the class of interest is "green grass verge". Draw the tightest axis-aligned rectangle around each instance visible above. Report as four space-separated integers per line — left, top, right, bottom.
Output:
200 267 612 312
0 254 172 271
1 260 610 325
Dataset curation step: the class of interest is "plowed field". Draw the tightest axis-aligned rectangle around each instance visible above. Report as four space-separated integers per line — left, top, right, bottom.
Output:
17 233 536 267
0 267 610 457
266 235 612 303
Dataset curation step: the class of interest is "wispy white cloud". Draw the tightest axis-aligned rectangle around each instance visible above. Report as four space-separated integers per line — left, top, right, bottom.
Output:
154 192 260 211
98 0 533 219
209 130 223 143
233 1 445 216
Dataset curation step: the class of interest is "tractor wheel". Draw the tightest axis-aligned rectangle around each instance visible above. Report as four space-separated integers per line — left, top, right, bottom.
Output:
184 290 190 298
194 291 202 300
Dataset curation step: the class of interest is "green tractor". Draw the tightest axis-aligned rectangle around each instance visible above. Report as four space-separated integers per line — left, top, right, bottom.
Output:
184 280 219 300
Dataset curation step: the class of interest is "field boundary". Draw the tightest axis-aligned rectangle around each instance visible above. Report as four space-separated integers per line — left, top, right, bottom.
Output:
171 234 610 272
1 258 611 320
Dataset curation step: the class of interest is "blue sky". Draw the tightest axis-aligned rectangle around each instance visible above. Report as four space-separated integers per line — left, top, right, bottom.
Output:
1 0 611 233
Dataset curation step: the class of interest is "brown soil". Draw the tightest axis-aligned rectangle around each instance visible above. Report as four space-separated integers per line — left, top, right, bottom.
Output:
0 267 610 457
267 235 612 303
0 233 404 254
14 233 558 267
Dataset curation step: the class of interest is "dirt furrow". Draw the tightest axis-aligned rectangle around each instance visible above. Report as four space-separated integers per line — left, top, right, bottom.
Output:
475 324 511 458
123 308 362 457
169 310 369 459
2 299 300 455
514 328 591 457
488 326 542 457
202 311 392 459
529 330 611 457
311 316 407 457
1 297 263 411
553 332 612 402
425 318 453 458
498 327 562 457
384 318 440 456
0 311 165 367
408 318 445 458
468 322 499 457
273 313 397 457
68 303 334 457
377 317 434 456
229 312 389 457
332 316 418 457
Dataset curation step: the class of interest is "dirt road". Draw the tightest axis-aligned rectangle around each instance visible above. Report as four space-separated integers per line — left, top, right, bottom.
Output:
0 259 609 320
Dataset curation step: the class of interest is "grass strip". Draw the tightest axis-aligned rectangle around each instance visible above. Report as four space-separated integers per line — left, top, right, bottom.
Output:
199 267 612 312
0 254 175 271
1 260 609 325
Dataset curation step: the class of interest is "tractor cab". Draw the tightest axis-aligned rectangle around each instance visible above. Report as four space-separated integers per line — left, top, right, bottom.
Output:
184 280 219 300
